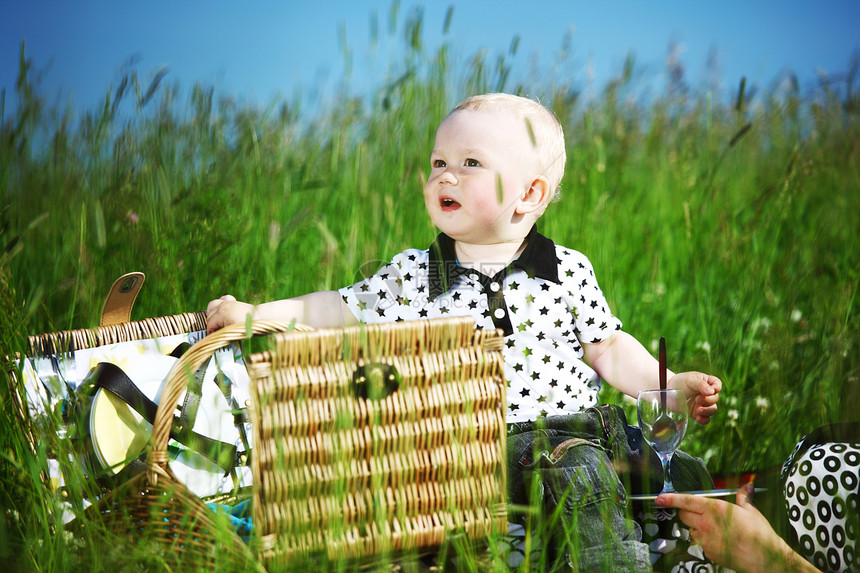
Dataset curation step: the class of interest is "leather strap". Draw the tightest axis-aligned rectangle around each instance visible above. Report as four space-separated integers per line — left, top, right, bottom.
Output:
178 359 206 432
170 343 250 427
100 272 146 326
91 362 244 470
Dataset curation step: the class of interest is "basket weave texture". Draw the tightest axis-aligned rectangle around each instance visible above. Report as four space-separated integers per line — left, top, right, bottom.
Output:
247 316 509 565
27 310 208 355
73 464 260 571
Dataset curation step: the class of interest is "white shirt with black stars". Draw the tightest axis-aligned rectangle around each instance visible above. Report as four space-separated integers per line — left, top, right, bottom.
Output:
338 226 622 423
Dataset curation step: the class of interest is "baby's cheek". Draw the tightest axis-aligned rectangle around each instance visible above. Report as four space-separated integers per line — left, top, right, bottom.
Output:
473 193 510 213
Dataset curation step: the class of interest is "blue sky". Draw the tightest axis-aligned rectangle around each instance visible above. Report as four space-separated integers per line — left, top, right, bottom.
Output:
2 1 859 114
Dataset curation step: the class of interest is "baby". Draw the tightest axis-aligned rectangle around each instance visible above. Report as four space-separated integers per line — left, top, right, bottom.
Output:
208 93 722 569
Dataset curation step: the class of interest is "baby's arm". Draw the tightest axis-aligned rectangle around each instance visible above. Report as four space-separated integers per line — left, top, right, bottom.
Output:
206 291 358 331
582 331 721 425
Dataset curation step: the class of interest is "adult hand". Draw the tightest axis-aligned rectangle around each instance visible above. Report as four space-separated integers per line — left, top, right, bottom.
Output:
669 371 721 424
656 485 818 572
206 294 254 331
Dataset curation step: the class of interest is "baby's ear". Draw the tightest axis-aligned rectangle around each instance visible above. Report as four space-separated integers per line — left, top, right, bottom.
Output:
515 177 550 215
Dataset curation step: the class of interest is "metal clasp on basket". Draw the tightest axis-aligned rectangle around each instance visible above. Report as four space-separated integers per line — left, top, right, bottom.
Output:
350 362 400 400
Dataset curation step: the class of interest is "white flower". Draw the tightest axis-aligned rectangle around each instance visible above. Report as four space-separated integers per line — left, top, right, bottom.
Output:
755 397 770 412
791 309 803 323
727 409 739 426
702 447 718 463
269 221 281 251
751 316 772 332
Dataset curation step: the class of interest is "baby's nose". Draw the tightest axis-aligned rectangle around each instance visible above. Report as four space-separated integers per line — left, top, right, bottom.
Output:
439 169 458 184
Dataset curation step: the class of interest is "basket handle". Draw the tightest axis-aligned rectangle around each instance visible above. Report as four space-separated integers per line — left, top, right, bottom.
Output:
146 319 312 486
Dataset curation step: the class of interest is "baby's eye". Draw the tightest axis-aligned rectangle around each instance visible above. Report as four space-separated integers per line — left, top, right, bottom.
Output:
432 159 446 168
465 158 481 167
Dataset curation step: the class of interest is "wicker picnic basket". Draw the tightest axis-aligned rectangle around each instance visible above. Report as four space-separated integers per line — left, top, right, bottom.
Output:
19 273 509 568
246 316 509 567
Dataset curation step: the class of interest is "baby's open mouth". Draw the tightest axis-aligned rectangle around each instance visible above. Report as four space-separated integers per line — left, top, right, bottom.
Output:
441 198 460 210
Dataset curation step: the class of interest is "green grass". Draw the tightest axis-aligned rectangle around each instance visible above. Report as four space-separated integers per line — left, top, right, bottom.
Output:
2 12 859 571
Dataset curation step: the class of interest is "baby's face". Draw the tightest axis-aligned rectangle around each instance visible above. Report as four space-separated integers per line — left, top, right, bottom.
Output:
424 108 539 245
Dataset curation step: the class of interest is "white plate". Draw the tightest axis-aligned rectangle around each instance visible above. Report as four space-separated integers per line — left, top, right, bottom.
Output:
628 488 766 501
90 387 152 474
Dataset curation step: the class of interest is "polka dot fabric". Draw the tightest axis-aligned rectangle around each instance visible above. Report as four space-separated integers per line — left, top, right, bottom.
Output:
784 441 860 572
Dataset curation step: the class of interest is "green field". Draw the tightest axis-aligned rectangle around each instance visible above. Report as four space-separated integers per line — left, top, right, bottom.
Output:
2 19 858 571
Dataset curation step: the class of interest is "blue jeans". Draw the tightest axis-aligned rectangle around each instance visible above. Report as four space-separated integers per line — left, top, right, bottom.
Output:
506 405 713 572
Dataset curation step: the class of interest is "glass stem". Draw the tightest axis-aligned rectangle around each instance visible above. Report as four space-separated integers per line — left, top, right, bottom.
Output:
659 451 675 494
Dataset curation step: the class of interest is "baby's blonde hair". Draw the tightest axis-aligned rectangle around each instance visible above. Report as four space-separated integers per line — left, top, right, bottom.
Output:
451 93 566 200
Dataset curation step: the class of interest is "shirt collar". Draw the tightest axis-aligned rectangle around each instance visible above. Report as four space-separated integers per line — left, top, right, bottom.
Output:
427 225 560 300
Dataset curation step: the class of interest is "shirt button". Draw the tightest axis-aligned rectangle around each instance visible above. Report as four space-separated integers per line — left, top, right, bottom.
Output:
490 282 501 292
494 308 506 319
470 272 478 280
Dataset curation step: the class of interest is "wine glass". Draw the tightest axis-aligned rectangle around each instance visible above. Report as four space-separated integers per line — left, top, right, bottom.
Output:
637 389 688 494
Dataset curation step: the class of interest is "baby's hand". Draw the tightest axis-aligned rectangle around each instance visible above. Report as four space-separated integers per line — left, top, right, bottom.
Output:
206 294 254 331
669 371 722 425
